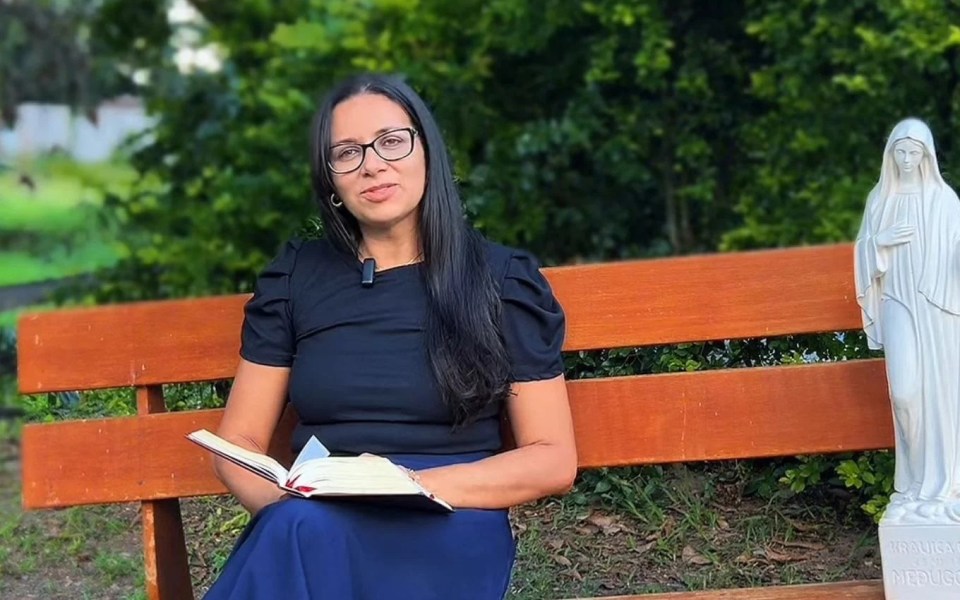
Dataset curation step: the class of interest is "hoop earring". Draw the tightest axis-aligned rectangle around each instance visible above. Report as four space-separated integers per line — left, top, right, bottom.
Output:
330 193 343 208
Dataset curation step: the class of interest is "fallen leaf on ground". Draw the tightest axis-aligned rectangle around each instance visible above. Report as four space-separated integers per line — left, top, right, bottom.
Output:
784 517 819 533
587 513 625 535
777 540 825 551
600 580 619 590
632 540 657 555
575 524 599 536
763 546 805 563
553 554 572 567
682 545 711 566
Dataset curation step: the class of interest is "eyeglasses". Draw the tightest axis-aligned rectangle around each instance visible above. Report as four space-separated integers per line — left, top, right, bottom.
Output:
327 127 419 174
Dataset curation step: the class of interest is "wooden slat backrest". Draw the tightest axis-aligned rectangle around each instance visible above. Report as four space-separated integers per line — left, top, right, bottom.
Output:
21 242 887 510
17 244 860 393
22 360 893 509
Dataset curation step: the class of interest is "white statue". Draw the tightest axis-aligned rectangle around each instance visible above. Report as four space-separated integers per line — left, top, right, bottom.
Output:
855 118 960 522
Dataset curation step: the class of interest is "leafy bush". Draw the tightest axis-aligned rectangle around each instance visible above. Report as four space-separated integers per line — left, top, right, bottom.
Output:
836 452 896 522
0 328 15 378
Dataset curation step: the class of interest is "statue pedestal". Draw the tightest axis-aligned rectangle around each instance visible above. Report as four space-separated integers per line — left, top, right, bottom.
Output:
880 518 960 599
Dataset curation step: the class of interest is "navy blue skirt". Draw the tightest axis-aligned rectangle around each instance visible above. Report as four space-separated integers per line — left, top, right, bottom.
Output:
204 452 516 600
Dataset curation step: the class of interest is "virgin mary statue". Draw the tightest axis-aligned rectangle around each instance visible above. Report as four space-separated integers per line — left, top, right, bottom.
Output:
855 118 960 506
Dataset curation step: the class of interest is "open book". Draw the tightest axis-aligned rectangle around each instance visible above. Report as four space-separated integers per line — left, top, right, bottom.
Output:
186 429 453 512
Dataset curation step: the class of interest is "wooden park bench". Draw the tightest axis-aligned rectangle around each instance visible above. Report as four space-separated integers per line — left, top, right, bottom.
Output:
18 243 888 600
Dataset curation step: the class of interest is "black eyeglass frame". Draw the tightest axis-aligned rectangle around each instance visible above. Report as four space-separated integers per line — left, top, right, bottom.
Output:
326 127 420 174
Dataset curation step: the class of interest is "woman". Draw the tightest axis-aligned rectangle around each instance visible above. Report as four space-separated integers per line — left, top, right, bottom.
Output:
205 73 578 599
855 118 960 507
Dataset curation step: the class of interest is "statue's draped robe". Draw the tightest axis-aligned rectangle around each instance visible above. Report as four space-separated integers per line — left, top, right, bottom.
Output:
855 185 960 500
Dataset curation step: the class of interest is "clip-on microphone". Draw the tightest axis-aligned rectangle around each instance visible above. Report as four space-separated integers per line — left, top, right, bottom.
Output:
361 258 376 287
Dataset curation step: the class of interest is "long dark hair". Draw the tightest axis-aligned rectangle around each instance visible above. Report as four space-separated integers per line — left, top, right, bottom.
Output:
309 73 511 426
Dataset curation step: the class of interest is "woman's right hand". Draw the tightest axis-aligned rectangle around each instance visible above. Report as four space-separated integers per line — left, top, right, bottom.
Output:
876 224 916 247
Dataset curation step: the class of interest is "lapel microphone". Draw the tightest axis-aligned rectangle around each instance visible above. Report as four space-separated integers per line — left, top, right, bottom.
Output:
361 258 376 287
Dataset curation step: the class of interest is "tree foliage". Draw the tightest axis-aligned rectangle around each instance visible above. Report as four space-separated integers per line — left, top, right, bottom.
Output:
724 0 960 250
88 0 960 301
0 0 137 125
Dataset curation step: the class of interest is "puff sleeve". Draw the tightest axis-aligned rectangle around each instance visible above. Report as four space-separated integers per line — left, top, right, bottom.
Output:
239 240 301 367
501 251 566 382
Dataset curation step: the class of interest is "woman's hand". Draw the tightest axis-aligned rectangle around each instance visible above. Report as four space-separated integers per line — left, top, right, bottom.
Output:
408 375 577 509
876 224 916 247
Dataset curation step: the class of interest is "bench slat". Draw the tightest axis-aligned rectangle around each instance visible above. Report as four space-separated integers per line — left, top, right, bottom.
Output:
577 579 884 599
551 243 858 351
22 409 225 508
18 295 245 394
22 405 298 508
572 359 891 468
17 244 861 394
22 361 892 509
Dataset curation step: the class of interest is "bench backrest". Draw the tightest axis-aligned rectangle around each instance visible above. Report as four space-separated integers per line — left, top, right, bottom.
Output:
19 242 893 508
17 243 893 599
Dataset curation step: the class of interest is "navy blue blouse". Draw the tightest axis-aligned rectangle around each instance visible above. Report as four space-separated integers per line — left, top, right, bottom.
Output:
239 237 565 455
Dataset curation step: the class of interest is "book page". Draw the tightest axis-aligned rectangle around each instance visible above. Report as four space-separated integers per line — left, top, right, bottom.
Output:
283 455 453 511
186 429 288 484
290 436 330 471
287 455 420 495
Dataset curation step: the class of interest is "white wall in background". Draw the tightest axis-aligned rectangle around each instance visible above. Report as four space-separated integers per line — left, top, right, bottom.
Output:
0 97 154 163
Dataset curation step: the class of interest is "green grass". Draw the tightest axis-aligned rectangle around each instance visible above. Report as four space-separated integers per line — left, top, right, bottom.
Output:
95 550 141 583
0 157 132 288
0 158 134 232
0 491 143 598
0 181 99 233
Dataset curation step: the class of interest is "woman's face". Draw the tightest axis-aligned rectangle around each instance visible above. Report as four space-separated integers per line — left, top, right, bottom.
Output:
328 93 427 233
893 139 924 176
